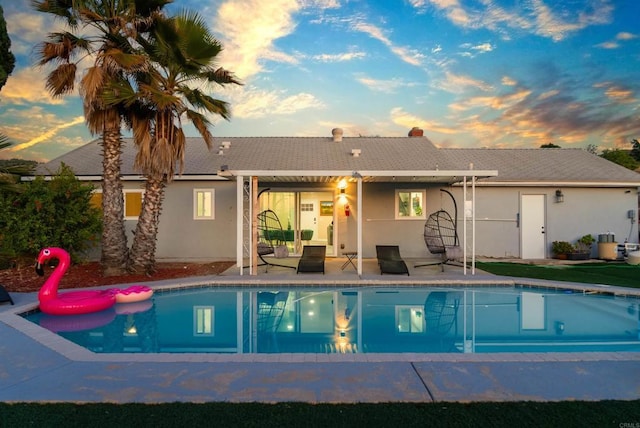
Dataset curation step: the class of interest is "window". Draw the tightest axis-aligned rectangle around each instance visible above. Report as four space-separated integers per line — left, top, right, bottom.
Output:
193 306 215 336
395 190 425 219
194 189 215 220
396 306 425 333
90 190 143 220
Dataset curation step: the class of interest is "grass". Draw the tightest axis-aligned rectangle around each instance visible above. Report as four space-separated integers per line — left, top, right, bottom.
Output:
2 401 639 428
476 261 640 288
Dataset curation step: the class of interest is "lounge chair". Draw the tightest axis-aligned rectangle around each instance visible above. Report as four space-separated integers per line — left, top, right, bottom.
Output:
0 284 14 305
415 210 463 272
257 209 296 272
376 245 409 275
296 245 326 274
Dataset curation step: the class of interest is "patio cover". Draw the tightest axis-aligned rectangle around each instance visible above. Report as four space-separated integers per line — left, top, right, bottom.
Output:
220 167 498 276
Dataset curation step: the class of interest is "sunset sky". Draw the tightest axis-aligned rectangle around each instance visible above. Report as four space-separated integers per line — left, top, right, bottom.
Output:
1 0 639 162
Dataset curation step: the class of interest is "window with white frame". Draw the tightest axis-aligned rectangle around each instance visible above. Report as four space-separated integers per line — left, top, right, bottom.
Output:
90 189 144 220
193 306 215 336
395 189 425 219
194 189 215 220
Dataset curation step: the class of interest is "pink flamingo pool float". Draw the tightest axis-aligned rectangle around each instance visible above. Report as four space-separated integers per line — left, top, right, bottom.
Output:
36 247 153 316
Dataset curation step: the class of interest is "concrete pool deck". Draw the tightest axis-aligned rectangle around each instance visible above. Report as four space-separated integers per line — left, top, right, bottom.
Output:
1 258 639 403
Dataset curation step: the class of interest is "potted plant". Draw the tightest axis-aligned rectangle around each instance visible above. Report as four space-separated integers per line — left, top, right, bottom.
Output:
569 234 595 260
552 241 574 259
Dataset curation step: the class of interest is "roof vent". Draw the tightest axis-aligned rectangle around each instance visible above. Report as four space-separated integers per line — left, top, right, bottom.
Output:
221 141 231 149
408 127 424 137
351 149 361 157
332 128 343 143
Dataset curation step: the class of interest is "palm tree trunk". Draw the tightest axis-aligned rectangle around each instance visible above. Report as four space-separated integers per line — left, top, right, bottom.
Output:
128 176 165 274
100 129 128 276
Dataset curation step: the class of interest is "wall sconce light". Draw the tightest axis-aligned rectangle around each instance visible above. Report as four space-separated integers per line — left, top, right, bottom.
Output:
554 321 565 335
337 179 347 202
555 189 564 203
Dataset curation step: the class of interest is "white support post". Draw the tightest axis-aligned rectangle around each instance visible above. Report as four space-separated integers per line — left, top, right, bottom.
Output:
463 176 467 275
251 176 258 276
472 175 476 275
236 176 244 275
357 176 363 276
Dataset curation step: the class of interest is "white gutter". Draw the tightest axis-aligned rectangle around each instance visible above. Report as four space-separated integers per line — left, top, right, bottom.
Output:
226 169 498 178
474 181 640 187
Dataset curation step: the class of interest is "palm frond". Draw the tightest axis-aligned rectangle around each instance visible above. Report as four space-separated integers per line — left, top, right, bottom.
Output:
45 62 78 96
185 110 214 149
36 32 89 65
205 67 242 86
79 65 105 102
30 0 78 26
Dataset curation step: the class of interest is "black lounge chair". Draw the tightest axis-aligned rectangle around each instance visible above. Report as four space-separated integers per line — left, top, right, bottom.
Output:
296 245 326 274
376 245 409 275
0 284 14 305
257 209 296 272
415 210 463 272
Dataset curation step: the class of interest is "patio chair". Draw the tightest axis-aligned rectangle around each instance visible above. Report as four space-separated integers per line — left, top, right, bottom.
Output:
0 284 14 305
376 245 410 275
296 245 326 274
257 209 296 271
257 291 289 352
415 210 463 272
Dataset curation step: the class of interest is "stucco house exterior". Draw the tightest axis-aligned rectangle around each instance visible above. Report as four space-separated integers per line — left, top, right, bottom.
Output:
35 127 640 274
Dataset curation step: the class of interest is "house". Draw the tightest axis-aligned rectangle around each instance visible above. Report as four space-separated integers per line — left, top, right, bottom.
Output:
34 128 640 274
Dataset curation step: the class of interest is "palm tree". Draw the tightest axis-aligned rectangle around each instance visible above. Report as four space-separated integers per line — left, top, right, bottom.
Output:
32 0 170 275
104 11 241 273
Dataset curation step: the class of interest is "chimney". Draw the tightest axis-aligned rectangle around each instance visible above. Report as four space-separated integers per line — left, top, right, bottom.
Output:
408 127 424 137
332 128 343 142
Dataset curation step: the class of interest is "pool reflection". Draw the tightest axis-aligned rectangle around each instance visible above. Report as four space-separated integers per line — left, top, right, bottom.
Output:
24 286 640 354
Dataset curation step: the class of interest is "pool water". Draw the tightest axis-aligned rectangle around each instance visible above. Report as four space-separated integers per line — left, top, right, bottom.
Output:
23 285 640 354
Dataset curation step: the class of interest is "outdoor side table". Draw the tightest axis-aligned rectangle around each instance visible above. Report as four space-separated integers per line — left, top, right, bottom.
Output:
341 251 357 271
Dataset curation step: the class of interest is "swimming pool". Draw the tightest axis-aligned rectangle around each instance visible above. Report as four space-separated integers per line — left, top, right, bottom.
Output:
22 284 640 354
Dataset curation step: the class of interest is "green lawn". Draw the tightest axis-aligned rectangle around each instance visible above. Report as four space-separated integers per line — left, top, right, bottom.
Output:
2 401 639 427
476 261 640 288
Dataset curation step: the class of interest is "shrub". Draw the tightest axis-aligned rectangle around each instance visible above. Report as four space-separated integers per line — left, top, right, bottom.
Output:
0 163 101 263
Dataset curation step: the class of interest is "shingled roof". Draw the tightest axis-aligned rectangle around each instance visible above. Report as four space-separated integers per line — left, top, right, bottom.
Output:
35 133 640 186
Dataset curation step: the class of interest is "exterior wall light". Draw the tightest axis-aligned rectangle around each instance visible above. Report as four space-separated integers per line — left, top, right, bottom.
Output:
555 189 564 203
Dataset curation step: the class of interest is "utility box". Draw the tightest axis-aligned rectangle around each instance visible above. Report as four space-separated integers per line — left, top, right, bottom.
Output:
598 242 618 260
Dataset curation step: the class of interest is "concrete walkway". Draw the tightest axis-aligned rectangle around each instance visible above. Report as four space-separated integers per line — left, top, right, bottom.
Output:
1 259 639 403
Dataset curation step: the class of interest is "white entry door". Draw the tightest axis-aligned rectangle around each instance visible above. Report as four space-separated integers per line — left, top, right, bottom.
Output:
521 194 546 259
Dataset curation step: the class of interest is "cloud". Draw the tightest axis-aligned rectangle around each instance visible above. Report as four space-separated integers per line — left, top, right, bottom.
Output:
390 107 458 135
2 68 68 105
596 31 638 49
446 74 640 149
214 0 302 80
356 76 419 93
437 71 493 94
231 87 324 118
450 89 532 112
7 116 86 153
420 0 613 42
595 41 619 49
351 21 423 66
312 51 366 62
594 82 637 104
616 32 637 40
501 76 518 86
